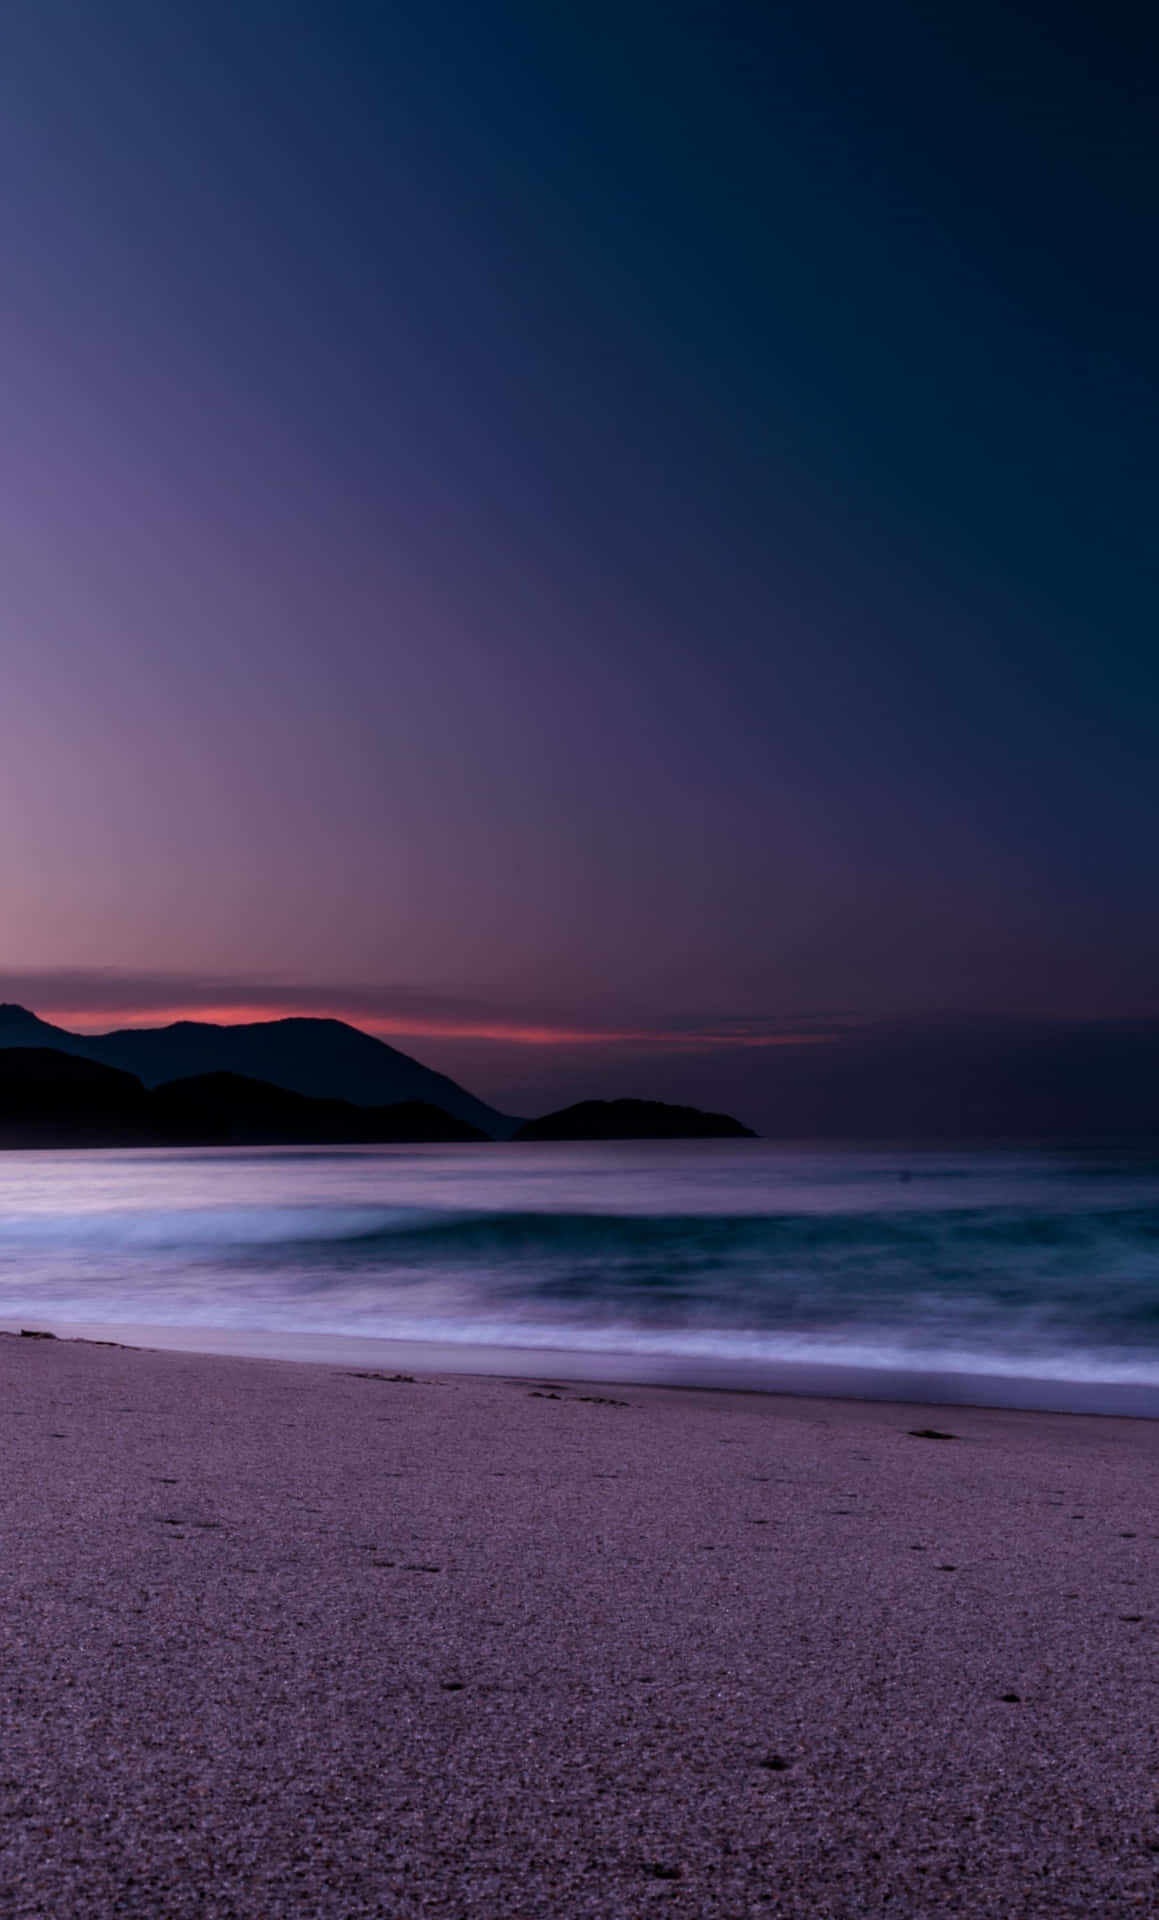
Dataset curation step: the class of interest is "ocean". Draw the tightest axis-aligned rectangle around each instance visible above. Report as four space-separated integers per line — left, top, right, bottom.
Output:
3 1139 1159 1414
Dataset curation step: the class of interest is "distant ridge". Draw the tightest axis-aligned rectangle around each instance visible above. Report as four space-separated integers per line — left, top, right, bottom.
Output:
0 1005 518 1139
516 1098 757 1141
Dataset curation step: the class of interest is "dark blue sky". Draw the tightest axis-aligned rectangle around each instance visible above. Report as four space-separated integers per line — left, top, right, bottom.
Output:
3 0 1156 1116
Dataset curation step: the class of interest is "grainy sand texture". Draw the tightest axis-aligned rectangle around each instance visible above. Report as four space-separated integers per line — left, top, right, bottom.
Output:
1 1333 1157 1918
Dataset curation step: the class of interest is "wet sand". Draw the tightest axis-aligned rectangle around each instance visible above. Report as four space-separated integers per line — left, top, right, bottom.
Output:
1 1333 1157 1917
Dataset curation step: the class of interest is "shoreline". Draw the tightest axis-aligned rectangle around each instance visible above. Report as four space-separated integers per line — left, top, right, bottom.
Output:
6 1313 1159 1420
3 1333 1157 1916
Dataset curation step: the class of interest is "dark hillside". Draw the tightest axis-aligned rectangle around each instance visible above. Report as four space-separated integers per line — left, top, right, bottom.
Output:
153 1072 486 1145
0 1048 158 1146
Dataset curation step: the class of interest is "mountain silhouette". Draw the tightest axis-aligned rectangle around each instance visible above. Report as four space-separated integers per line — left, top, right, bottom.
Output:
516 1098 757 1140
0 1046 489 1147
0 1005 517 1138
7 1004 1157 1141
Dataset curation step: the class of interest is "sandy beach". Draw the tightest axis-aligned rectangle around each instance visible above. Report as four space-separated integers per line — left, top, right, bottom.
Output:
2 1334 1157 1917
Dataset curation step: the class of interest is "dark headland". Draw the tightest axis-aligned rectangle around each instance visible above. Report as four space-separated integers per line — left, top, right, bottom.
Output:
516 1098 757 1140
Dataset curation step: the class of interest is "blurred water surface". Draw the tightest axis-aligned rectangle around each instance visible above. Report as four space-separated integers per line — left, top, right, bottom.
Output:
3 1141 1159 1399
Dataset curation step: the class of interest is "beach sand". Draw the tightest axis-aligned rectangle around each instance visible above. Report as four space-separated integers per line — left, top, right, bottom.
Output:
1 1335 1156 1917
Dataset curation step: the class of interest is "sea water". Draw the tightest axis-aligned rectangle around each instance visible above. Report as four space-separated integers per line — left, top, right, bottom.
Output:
2 1140 1159 1413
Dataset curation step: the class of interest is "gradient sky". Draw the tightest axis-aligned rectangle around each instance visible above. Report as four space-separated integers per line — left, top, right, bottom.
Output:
3 0 1156 1118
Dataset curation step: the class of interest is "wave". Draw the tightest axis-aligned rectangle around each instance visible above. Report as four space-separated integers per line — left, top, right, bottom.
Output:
3 1144 1159 1392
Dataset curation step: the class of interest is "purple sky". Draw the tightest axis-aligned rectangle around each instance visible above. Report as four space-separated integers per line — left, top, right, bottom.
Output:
4 0 1156 1122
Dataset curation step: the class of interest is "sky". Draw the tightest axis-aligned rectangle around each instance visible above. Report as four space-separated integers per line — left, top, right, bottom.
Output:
3 0 1156 1122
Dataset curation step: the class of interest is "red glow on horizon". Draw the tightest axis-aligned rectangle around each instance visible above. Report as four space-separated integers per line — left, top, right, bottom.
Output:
43 1002 833 1051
